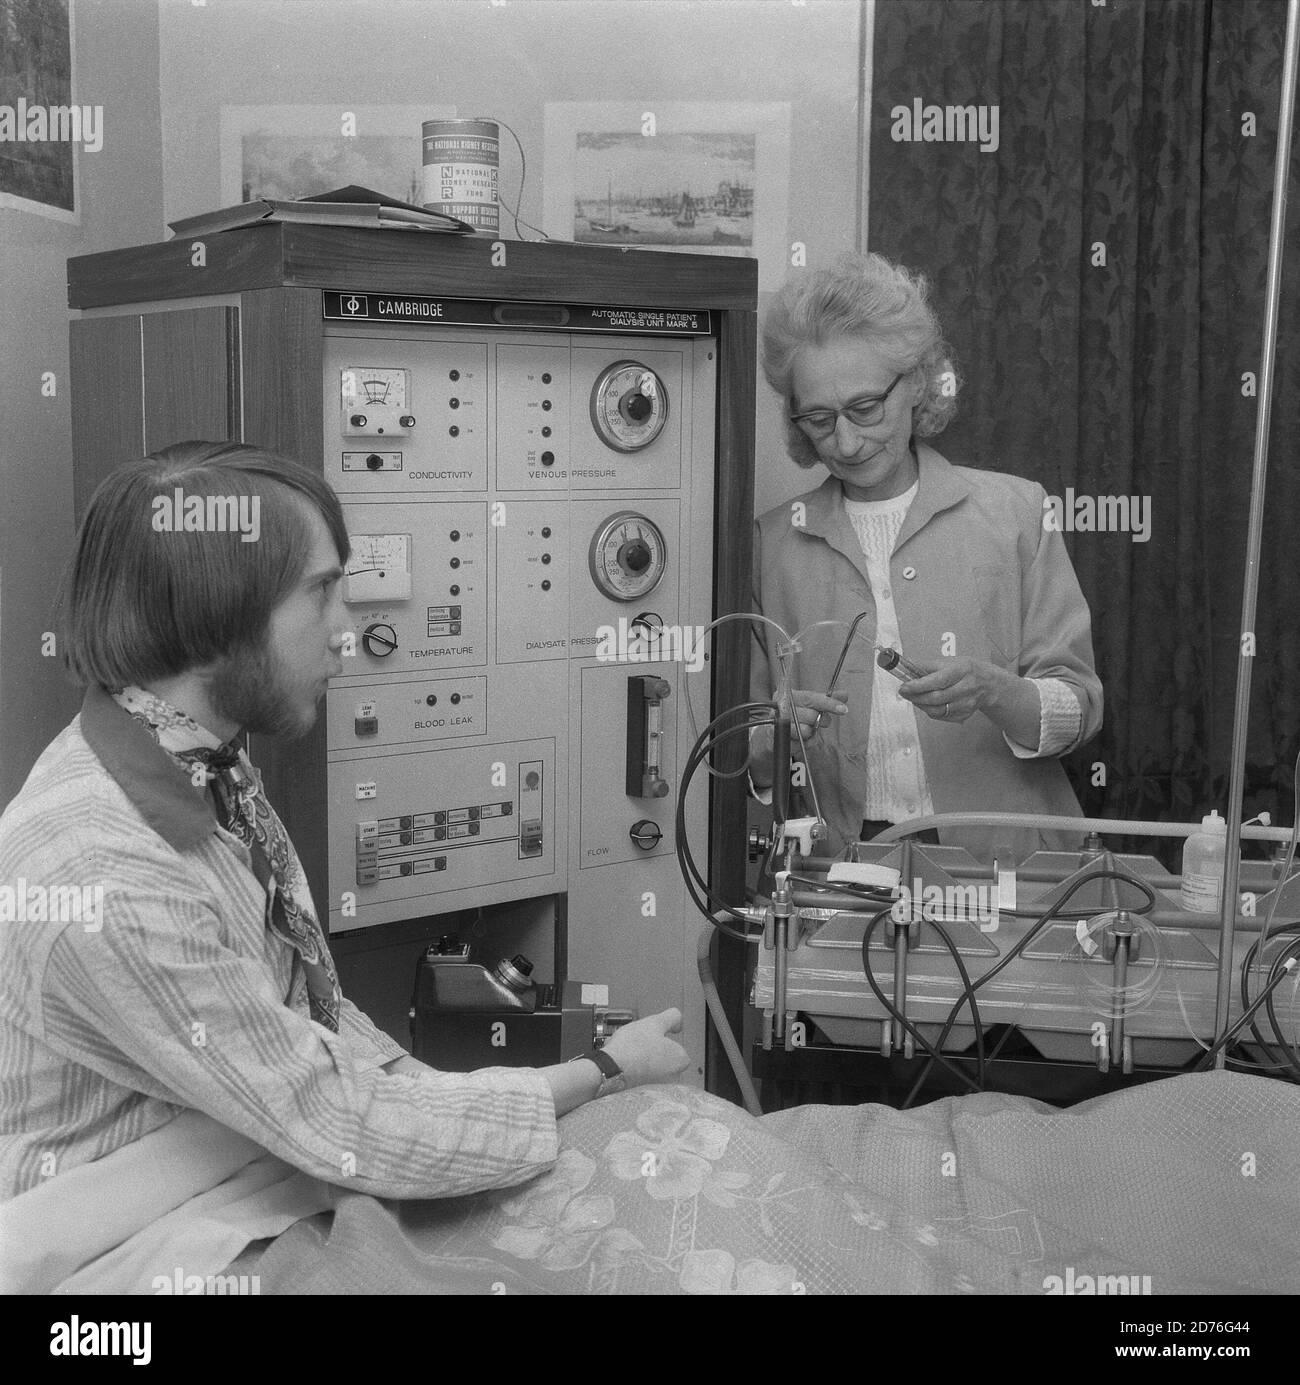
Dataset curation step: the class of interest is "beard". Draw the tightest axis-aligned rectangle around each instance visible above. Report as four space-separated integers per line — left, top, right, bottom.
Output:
208 634 322 740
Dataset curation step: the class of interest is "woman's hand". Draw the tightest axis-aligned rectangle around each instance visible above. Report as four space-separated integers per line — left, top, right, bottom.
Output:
748 688 848 787
895 656 996 722
896 657 1042 748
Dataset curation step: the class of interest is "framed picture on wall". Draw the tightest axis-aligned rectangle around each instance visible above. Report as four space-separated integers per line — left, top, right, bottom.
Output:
217 104 457 209
0 0 83 221
543 102 790 290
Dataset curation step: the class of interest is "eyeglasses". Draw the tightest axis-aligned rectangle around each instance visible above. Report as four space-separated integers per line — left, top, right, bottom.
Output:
789 373 906 439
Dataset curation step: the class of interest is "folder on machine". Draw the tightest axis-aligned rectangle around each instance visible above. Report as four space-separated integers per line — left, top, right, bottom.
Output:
167 185 475 238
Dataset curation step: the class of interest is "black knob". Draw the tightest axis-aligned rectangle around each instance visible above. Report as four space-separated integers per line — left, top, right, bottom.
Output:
620 540 650 574
365 453 383 470
630 819 663 851
399 414 416 428
494 954 534 994
624 391 652 423
350 413 367 428
362 623 398 657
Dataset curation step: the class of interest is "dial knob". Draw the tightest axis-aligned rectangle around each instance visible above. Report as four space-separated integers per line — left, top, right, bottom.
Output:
629 819 663 851
620 539 651 573
590 361 669 451
588 511 667 602
362 623 398 657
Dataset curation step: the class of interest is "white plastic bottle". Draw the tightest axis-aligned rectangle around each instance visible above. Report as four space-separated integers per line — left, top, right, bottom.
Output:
1180 811 1227 913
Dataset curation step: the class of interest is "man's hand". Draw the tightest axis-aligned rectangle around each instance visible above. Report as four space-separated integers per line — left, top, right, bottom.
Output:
602 1008 691 1087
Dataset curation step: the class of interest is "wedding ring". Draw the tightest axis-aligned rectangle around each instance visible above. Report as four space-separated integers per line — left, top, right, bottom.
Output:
944 702 950 719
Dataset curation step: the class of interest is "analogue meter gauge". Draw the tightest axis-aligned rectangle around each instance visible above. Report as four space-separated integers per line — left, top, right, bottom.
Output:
589 361 668 452
344 533 412 603
340 366 414 436
588 511 667 602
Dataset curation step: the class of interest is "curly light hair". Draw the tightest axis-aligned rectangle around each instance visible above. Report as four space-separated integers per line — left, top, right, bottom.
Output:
761 252 961 467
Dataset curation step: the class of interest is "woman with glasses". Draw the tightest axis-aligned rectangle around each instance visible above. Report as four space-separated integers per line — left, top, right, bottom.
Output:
749 253 1102 862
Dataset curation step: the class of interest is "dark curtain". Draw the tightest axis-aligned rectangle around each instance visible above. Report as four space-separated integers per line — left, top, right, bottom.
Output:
869 0 1300 854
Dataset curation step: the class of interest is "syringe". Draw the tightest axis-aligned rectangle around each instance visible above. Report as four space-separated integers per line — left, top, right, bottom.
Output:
875 646 927 682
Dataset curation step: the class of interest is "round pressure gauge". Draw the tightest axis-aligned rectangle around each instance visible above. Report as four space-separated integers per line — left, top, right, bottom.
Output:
590 361 669 452
588 511 668 602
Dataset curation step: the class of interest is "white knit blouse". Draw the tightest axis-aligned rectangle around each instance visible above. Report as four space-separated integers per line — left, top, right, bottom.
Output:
843 485 1082 824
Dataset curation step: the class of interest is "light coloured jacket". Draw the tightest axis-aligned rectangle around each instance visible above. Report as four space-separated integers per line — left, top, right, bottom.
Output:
0 684 558 1202
750 445 1103 861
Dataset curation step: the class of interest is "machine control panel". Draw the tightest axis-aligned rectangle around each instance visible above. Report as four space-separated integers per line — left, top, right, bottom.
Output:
319 315 716 1066
322 323 712 926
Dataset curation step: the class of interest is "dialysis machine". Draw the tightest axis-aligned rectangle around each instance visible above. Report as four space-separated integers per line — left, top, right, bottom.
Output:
67 228 756 1083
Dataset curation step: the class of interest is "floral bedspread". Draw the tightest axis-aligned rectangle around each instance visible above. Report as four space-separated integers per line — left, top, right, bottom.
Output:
245 1072 1300 1294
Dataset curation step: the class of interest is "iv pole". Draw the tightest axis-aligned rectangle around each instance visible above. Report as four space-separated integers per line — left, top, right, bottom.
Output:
1212 0 1300 1065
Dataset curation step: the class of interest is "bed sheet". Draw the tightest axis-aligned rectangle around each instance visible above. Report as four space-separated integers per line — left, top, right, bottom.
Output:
237 1071 1300 1295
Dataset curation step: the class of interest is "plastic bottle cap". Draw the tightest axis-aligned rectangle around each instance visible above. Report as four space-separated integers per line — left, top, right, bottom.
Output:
1201 811 1226 833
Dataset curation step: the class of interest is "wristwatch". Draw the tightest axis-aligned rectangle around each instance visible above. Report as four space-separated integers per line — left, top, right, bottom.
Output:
572 1046 627 1098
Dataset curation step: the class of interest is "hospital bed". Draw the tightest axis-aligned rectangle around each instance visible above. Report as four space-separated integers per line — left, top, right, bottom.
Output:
4 915 1297 1296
